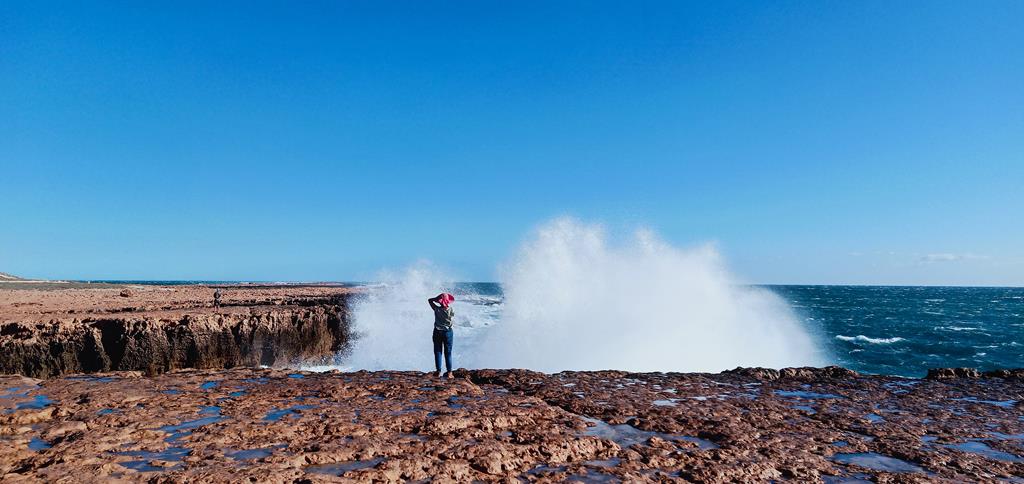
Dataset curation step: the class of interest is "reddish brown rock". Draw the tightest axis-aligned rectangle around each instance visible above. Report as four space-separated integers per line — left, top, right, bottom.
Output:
0 285 353 378
0 367 1021 482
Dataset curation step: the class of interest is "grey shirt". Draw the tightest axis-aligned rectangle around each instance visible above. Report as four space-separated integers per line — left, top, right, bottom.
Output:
433 305 454 331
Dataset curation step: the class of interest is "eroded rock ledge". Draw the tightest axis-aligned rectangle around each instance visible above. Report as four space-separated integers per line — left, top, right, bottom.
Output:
1 367 1022 482
0 285 353 378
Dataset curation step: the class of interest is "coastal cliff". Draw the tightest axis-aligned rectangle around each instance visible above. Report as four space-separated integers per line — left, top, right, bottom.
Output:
0 285 352 378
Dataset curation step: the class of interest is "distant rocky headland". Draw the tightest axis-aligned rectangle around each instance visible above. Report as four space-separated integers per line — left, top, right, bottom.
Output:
1 284 1022 482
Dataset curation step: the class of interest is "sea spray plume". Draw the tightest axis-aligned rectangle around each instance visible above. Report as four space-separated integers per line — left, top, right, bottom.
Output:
344 262 457 370
475 218 825 372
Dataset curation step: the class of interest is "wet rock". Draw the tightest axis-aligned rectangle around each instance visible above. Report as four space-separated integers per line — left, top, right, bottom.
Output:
0 367 1020 482
722 366 858 381
983 369 1024 379
723 367 781 380
927 368 982 379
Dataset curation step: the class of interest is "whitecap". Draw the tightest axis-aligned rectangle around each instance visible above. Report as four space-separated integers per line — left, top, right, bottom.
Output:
937 326 980 332
835 335 905 345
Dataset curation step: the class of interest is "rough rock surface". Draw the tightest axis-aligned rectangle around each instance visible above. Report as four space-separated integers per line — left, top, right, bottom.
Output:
0 286 353 378
1 367 1022 482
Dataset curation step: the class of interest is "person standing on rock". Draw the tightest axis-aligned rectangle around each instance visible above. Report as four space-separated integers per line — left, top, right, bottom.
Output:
428 293 455 379
214 289 222 308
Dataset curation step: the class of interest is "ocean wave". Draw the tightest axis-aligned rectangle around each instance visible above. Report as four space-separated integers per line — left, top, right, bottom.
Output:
835 335 905 345
937 326 980 332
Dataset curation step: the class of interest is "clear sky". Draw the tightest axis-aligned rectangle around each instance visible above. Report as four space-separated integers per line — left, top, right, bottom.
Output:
2 1 1022 285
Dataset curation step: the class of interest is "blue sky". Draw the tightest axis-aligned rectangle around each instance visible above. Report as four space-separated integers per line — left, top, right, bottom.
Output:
2 1 1022 285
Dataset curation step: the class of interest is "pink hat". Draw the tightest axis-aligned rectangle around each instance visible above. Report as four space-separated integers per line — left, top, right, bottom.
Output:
439 293 455 308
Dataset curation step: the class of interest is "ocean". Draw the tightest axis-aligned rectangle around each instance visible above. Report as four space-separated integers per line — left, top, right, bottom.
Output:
448 283 1023 378
88 280 1023 377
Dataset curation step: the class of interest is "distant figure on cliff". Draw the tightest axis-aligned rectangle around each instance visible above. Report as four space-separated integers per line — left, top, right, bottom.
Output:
428 293 455 379
213 289 222 308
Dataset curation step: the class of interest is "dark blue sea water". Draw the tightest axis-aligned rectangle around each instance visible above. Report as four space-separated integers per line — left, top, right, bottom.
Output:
771 285 1024 377
452 283 1023 377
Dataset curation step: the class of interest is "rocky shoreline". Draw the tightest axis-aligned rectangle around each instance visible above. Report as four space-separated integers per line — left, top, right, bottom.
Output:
0 285 353 378
1 366 1022 482
2 285 1023 482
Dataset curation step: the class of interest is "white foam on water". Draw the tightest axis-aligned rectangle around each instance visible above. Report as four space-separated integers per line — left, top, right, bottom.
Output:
320 218 826 373
474 218 823 372
338 262 457 371
835 335 906 344
937 326 981 332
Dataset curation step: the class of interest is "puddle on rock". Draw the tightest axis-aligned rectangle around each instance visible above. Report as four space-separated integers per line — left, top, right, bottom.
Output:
305 457 385 476
945 441 1023 462
527 464 568 476
883 380 920 391
652 399 677 407
115 447 191 472
990 432 1024 440
953 397 1017 408
832 452 923 473
581 417 717 450
287 374 306 379
0 386 31 399
29 437 51 451
159 406 227 438
584 458 621 468
566 470 618 483
200 381 219 390
775 390 841 399
823 474 873 484
8 395 54 412
199 406 221 416
264 404 316 422
865 414 885 424
794 405 817 414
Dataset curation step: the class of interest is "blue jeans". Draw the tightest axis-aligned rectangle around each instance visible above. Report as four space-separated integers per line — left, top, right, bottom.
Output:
432 329 453 373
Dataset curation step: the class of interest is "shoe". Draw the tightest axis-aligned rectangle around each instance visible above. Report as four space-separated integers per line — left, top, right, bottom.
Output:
434 371 442 378
446 372 454 379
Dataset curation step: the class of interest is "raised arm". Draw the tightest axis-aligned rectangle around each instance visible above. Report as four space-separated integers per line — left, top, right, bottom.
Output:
427 295 440 309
